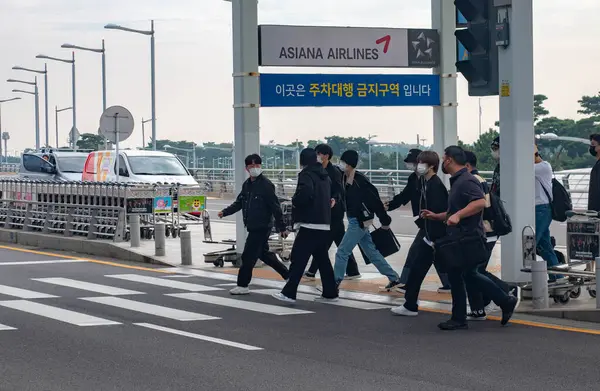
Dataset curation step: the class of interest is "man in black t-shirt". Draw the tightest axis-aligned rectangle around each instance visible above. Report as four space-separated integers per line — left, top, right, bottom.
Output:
421 146 517 331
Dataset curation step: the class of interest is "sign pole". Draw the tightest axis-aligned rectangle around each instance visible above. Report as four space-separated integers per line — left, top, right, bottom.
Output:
498 0 535 283
231 0 260 255
114 113 120 183
431 0 458 186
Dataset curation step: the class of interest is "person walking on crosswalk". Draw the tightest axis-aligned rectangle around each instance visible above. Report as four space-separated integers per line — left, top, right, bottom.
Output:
272 148 339 304
218 154 290 295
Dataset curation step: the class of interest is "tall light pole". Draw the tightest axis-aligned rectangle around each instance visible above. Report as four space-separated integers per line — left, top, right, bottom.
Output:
105 21 156 150
12 65 49 147
36 53 76 149
0 97 21 159
55 106 73 148
8 78 40 150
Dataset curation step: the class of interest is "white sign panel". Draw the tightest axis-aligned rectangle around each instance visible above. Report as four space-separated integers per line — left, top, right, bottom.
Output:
259 25 439 68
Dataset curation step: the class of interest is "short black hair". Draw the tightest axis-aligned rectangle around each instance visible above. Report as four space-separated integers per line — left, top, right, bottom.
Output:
244 154 262 166
464 150 477 167
315 144 333 159
444 145 467 166
590 134 600 144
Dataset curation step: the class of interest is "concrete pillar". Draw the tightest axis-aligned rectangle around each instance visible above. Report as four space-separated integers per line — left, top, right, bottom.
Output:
130 214 141 248
180 230 192 265
154 223 166 256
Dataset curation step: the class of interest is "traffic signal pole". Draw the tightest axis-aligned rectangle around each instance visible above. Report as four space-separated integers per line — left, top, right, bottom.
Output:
497 0 535 283
432 0 458 187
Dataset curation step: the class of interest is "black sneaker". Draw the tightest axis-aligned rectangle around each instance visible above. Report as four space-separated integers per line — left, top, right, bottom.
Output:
304 272 316 280
466 310 487 321
501 296 518 326
438 320 469 331
383 279 402 291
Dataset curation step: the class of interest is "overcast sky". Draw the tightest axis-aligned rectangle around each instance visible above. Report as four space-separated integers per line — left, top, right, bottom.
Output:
0 0 598 153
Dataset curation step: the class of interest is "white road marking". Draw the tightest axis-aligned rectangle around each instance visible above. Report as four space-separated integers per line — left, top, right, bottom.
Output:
167 292 314 315
251 289 391 310
80 296 220 321
105 274 223 292
0 324 17 331
0 300 121 326
32 278 144 296
0 284 58 299
0 260 87 266
134 323 262 351
162 275 194 278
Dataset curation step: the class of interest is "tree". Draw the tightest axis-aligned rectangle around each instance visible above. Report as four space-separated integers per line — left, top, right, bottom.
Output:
459 129 499 171
578 92 600 118
76 133 105 151
534 94 549 123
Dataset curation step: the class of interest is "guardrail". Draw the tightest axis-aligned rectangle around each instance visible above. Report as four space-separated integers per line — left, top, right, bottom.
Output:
0 164 18 173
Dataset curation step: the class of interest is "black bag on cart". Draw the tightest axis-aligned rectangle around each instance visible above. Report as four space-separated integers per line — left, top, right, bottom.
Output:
357 227 401 264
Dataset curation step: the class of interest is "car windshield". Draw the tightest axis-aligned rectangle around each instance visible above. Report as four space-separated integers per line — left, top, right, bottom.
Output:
127 156 189 176
56 156 87 173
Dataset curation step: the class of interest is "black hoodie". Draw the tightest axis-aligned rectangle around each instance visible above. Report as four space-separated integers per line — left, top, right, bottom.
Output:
292 163 332 226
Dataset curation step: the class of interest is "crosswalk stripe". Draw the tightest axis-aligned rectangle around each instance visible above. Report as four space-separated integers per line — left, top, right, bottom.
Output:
0 260 87 266
251 289 392 310
80 296 220 321
134 323 263 351
0 284 58 299
0 324 17 331
105 274 223 292
32 278 144 296
167 293 314 316
0 300 121 326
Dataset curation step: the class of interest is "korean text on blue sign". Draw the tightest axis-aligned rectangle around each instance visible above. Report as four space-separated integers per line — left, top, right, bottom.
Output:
259 74 440 107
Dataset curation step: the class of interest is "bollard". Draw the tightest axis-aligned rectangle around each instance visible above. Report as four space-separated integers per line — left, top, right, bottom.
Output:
180 230 192 266
531 259 549 309
596 257 600 310
130 214 141 248
154 223 166 256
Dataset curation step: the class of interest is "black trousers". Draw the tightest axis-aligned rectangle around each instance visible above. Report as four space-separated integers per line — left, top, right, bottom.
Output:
307 219 360 276
281 227 337 300
466 240 512 311
237 228 289 288
402 230 437 312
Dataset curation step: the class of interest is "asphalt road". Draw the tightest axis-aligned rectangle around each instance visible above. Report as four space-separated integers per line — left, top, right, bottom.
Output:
207 198 569 247
0 246 597 390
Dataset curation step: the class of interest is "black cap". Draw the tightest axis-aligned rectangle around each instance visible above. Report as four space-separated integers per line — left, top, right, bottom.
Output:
404 148 422 163
340 150 359 168
491 136 500 149
299 148 317 166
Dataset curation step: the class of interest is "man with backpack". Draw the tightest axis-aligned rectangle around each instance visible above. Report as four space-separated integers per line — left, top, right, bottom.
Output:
464 151 517 320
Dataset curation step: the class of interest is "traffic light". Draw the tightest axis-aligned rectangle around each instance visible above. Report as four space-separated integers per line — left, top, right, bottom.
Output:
454 0 499 96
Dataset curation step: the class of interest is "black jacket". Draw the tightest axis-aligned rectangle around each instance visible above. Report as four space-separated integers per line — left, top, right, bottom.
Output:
292 163 332 226
344 171 392 227
221 174 285 232
415 175 448 241
491 163 500 197
388 172 420 222
325 162 346 222
589 160 600 212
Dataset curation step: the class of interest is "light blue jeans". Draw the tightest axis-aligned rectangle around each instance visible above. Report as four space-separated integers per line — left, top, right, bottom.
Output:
535 204 562 280
334 218 400 283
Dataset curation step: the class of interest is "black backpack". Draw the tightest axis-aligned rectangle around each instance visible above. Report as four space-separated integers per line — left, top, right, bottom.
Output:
539 178 572 222
488 192 512 236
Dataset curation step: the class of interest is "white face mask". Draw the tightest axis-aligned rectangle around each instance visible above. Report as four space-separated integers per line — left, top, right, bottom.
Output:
338 162 347 171
317 155 323 163
248 167 262 177
416 163 429 176
406 163 416 171
491 150 500 161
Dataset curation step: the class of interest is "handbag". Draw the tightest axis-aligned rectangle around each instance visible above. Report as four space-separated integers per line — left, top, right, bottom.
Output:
358 226 401 264
435 229 487 269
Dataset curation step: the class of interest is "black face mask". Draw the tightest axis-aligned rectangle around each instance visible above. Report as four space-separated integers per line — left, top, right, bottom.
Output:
590 146 598 157
441 159 448 174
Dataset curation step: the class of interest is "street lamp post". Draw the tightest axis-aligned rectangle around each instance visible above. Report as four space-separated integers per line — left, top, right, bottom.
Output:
141 117 153 149
8 78 40 150
0 97 21 159
105 21 156 150
55 106 73 148
12 64 49 147
36 53 76 149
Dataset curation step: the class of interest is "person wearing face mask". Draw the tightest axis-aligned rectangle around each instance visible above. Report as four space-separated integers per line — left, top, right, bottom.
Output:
490 136 501 197
386 148 451 293
589 134 600 212
218 154 290 295
304 144 361 281
272 148 338 304
390 151 449 316
333 150 402 290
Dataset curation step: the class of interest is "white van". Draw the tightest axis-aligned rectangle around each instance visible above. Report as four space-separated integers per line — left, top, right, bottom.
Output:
82 150 198 185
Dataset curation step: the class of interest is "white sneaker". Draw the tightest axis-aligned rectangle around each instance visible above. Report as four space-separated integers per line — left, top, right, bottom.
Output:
344 274 362 280
271 292 296 304
391 305 418 316
484 302 500 314
229 286 250 295
314 296 339 303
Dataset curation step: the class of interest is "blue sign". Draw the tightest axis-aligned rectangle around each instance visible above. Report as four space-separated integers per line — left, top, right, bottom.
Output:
457 41 469 62
260 73 440 107
456 10 468 26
